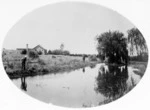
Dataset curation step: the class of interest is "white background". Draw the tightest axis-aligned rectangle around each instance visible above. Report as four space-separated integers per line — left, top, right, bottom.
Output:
0 0 150 110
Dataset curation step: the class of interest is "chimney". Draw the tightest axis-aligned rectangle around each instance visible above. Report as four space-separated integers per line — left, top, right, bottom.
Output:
26 44 29 57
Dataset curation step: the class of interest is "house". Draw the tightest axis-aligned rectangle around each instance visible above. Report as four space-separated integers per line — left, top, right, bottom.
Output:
17 45 47 55
33 45 47 55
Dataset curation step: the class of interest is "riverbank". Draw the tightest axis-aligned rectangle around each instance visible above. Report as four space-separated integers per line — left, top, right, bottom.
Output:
5 55 101 79
129 61 148 77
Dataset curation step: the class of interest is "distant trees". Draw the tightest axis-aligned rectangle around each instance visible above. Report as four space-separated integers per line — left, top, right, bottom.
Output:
62 50 70 55
47 49 70 55
96 31 128 64
47 49 93 57
47 43 70 55
48 50 52 54
52 49 70 55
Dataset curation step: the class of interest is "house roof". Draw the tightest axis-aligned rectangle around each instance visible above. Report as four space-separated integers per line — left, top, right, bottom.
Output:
33 45 46 50
17 45 46 51
17 48 32 50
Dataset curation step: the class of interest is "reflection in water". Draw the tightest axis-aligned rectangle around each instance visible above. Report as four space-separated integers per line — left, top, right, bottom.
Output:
21 77 27 91
95 65 128 101
12 63 141 108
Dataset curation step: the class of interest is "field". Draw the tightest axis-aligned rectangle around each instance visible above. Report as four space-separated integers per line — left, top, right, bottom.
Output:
2 50 101 78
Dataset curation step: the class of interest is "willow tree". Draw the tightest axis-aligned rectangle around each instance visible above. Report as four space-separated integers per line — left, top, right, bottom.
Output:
127 28 147 56
96 31 128 64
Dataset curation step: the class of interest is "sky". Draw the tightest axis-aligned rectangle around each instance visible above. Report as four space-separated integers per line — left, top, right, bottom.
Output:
3 2 135 54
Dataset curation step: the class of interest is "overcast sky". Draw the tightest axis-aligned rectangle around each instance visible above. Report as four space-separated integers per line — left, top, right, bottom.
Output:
3 2 135 54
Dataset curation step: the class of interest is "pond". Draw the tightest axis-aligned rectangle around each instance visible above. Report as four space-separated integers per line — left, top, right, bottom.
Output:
12 63 141 108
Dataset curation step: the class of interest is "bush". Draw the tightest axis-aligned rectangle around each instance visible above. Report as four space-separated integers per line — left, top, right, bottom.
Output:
2 50 6 57
62 50 70 55
51 49 61 55
21 49 27 55
129 53 148 62
50 49 70 55
29 50 39 59
52 55 56 58
41 68 49 73
89 55 97 61
8 62 14 69
38 51 42 55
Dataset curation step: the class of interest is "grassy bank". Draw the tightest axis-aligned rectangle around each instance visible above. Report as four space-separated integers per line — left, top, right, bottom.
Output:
129 61 148 77
3 53 101 79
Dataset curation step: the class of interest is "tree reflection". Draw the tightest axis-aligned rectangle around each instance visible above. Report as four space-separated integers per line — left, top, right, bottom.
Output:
21 77 27 91
95 65 128 100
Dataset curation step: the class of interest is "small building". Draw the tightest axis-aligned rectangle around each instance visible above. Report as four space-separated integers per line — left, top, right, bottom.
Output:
17 44 47 55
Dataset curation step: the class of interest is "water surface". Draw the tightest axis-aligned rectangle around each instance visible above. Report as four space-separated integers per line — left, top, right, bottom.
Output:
12 63 141 108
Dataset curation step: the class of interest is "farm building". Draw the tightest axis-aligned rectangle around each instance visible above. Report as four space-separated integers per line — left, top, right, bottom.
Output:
17 45 47 55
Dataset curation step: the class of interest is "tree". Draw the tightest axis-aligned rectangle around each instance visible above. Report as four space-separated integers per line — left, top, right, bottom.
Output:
127 28 147 56
60 43 64 51
48 50 52 54
96 31 128 64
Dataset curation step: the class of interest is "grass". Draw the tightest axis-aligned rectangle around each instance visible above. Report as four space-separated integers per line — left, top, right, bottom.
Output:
2 50 101 79
129 61 148 77
3 50 147 79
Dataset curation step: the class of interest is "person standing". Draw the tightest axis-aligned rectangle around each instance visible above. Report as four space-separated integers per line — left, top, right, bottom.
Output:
83 55 86 62
22 56 27 70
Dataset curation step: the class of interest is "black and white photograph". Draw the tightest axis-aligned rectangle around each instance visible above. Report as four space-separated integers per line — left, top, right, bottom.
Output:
1 1 149 108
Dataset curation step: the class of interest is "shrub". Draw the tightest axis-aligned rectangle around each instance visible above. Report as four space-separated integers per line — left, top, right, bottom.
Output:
21 49 27 55
50 49 70 55
38 59 46 65
8 62 14 69
129 53 148 62
52 55 56 58
29 50 39 59
62 50 70 55
52 49 62 55
2 50 6 57
28 67 36 73
41 68 49 73
89 55 97 61
38 51 42 55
